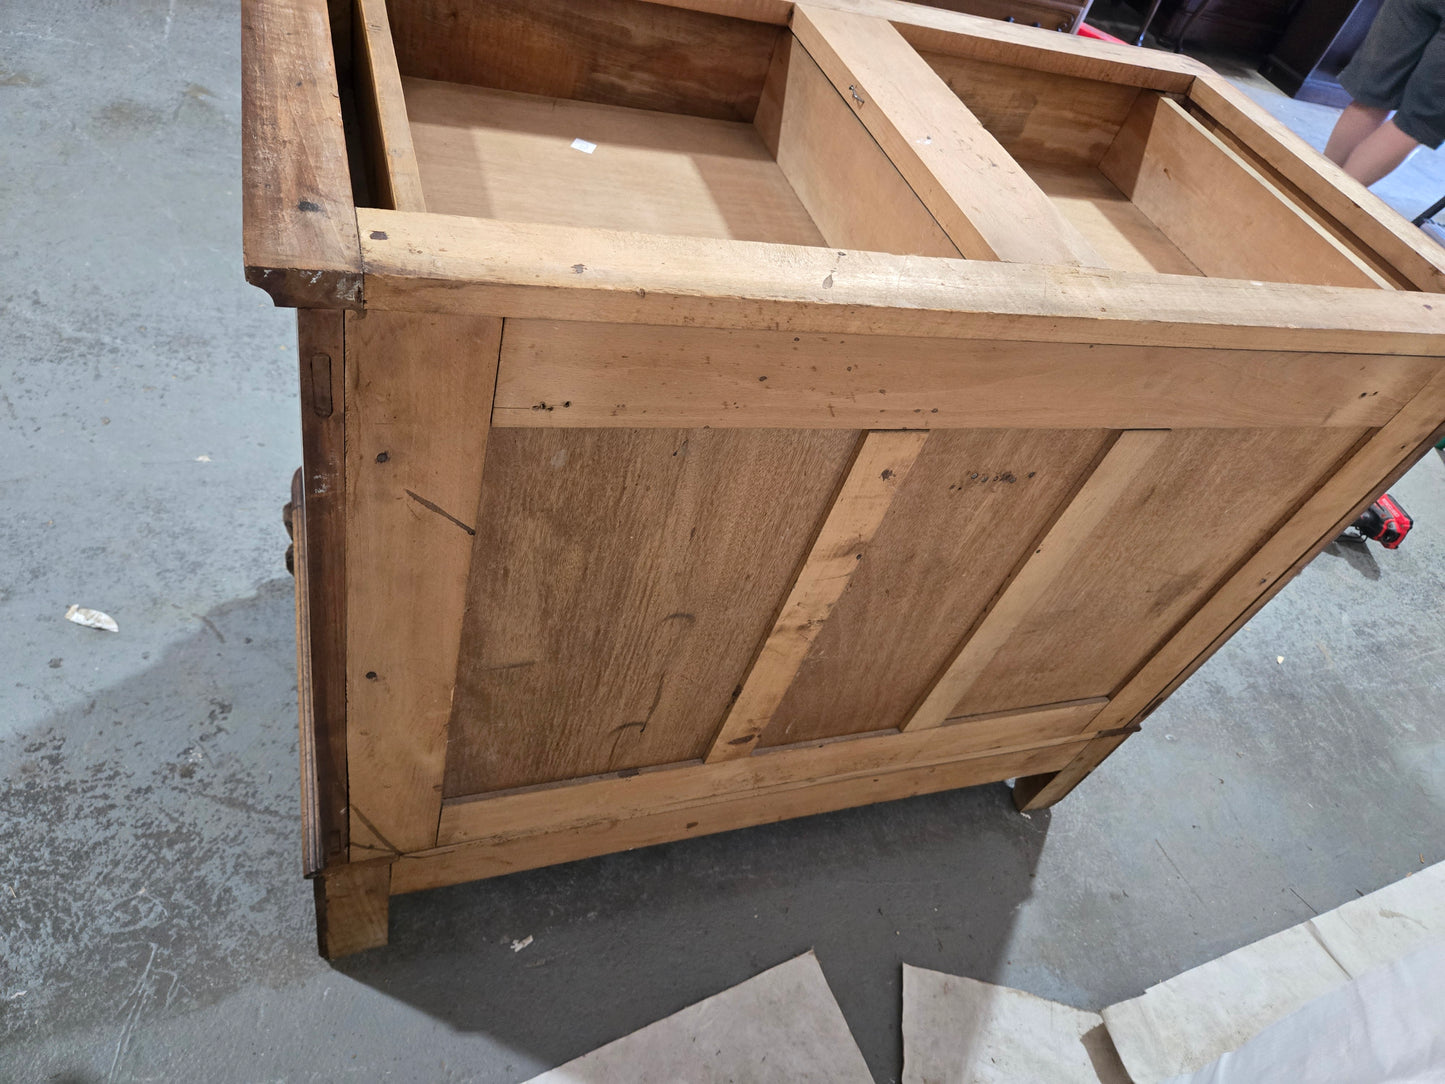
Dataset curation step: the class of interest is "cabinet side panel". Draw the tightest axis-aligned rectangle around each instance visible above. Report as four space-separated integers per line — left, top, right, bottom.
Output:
443 428 859 795
953 425 1370 716
760 427 1112 746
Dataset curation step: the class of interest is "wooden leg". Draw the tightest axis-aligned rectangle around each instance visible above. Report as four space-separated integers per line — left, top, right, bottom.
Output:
314 860 392 958
1013 733 1128 811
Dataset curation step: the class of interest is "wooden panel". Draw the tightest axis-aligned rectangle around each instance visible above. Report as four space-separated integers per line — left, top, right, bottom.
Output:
385 0 782 122
905 430 1167 731
1186 107 1412 290
951 425 1372 717
407 737 1090 892
921 52 1141 167
296 310 349 870
793 5 1103 266
1186 74 1445 292
1100 94 1388 289
707 430 931 761
1025 163 1203 276
345 312 504 857
440 699 1106 848
755 35 959 257
493 320 1437 430
353 0 425 212
403 77 823 246
442 428 859 796
1016 374 1445 810
759 428 1113 746
241 0 362 307
358 210 1445 355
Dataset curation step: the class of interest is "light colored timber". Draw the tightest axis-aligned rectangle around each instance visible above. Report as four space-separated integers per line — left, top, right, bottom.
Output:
1100 94 1389 289
920 52 1142 167
353 0 425 213
437 700 1104 849
356 210 1445 355
1023 163 1202 276
403 77 824 246
1187 74 1445 293
792 5 1104 266
401 737 1091 893
904 431 1166 731
241 0 361 307
1016 372 1445 810
651 0 1209 88
344 311 503 857
754 35 959 257
707 430 931 761
491 319 1438 431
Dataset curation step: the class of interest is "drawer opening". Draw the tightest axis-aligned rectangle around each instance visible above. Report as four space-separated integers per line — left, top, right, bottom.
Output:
924 52 1394 288
352 0 966 258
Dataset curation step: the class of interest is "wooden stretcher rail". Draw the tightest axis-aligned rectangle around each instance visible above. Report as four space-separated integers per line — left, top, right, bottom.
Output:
357 210 1445 355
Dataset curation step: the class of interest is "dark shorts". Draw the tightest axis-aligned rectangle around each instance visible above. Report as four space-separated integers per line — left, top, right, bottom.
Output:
1339 0 1445 148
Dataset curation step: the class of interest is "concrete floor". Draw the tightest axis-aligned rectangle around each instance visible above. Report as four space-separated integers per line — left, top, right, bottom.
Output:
2 2 1443 1081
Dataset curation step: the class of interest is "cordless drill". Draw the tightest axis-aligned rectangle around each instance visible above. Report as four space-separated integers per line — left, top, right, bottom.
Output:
1347 493 1413 549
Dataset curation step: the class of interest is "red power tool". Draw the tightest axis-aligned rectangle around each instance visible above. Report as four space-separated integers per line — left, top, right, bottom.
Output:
1346 493 1413 549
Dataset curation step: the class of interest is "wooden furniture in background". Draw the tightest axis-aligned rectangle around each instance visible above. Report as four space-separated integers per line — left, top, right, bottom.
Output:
1262 0 1382 106
243 0 1445 956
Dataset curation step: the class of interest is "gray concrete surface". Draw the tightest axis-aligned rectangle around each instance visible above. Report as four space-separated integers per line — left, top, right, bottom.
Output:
2 2 1443 1082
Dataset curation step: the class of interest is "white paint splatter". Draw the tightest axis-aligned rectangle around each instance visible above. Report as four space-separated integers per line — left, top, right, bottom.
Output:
510 935 533 952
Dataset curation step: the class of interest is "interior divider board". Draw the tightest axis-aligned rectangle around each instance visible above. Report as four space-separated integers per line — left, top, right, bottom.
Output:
1100 93 1389 289
491 319 1438 432
904 430 1166 731
1186 74 1445 293
358 210 1445 355
353 0 425 212
436 700 1106 848
1182 103 1414 291
706 429 931 762
790 4 1104 266
918 51 1143 168
754 33 959 257
344 311 504 858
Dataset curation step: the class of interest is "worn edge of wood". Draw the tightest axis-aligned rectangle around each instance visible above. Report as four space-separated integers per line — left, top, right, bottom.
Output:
242 0 364 309
296 309 350 871
356 210 1445 355
291 467 325 876
394 732 1096 892
903 430 1167 730
1016 372 1445 810
706 430 931 761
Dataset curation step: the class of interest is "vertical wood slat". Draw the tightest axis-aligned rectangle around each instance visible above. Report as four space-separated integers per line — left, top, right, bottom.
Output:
790 4 1104 267
345 312 503 856
296 309 349 870
706 430 931 762
903 430 1168 732
1015 369 1445 810
353 0 426 212
1099 94 1388 289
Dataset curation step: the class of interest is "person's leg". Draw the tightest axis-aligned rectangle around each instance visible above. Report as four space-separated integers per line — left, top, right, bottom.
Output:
1330 0 1433 175
1340 117 1422 183
1324 102 1392 165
